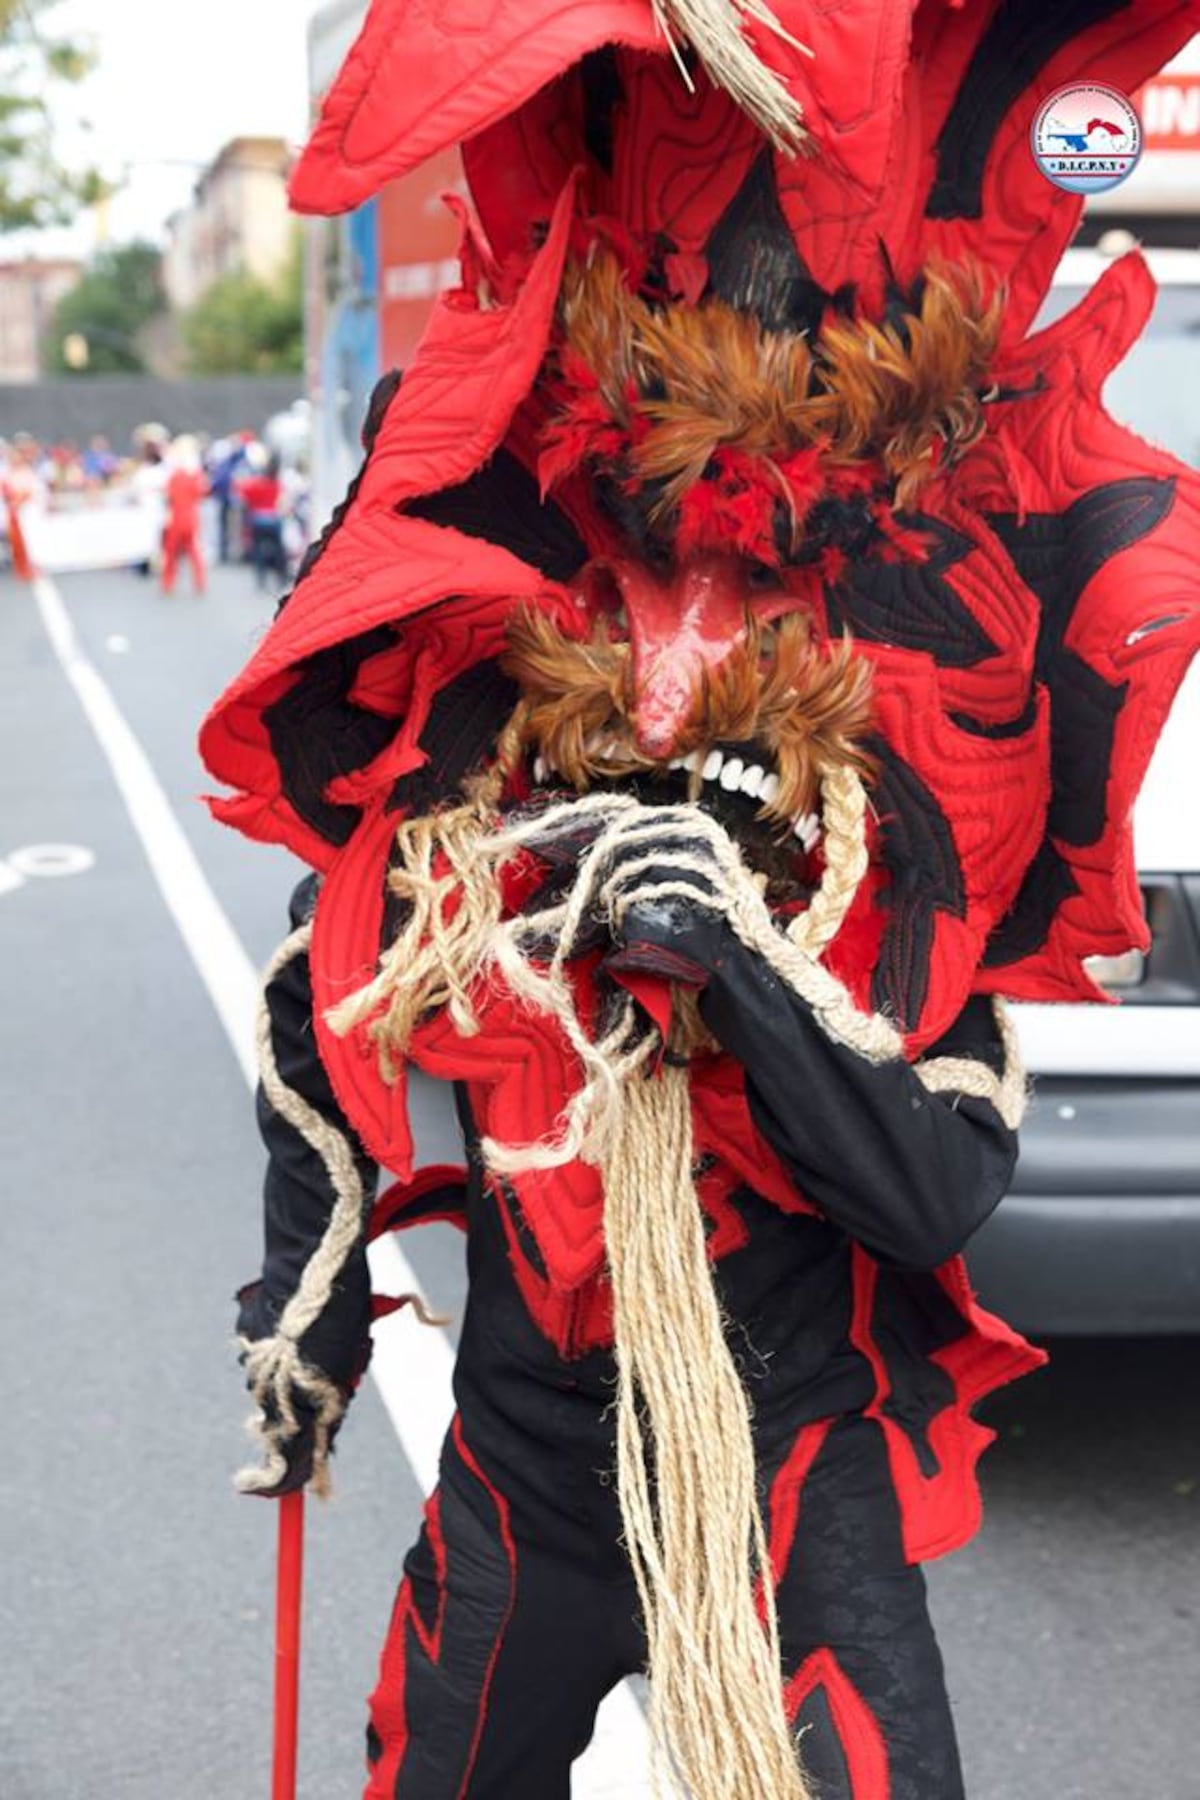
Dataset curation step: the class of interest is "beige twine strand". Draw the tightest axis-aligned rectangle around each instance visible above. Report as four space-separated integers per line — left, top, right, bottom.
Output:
607 1056 808 1798
238 924 439 1498
787 762 870 957
651 0 813 154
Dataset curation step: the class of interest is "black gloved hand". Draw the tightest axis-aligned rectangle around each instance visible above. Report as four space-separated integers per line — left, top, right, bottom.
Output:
235 1278 362 1498
495 797 748 1029
596 825 731 987
241 1380 347 1498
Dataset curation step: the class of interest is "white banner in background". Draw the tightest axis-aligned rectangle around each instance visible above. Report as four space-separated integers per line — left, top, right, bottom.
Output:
20 493 163 575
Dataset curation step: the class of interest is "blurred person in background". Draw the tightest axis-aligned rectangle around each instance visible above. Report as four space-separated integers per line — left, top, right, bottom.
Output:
1 435 45 581
51 440 83 491
208 431 252 564
161 435 208 598
81 435 119 487
236 444 288 591
279 452 311 570
130 426 169 578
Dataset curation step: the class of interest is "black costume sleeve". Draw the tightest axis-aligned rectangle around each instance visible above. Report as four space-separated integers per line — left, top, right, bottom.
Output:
236 873 378 1392
617 901 1018 1270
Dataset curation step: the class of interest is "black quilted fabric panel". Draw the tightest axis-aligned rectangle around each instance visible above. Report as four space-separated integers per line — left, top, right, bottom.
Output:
988 477 1174 848
868 738 968 1029
825 517 996 668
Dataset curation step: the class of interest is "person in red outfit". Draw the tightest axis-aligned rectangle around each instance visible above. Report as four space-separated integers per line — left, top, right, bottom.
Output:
205 3 1200 1796
2 435 44 581
161 436 208 597
235 447 288 589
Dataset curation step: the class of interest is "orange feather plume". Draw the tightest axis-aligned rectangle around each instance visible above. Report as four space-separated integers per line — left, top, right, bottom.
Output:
502 605 874 822
545 254 1003 523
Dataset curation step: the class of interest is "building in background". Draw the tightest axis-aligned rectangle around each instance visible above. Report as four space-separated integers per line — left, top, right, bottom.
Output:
0 257 84 382
306 2 462 522
163 137 292 311
1086 42 1200 240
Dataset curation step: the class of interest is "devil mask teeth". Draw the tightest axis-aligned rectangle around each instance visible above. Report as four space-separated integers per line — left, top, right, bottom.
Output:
528 742 822 853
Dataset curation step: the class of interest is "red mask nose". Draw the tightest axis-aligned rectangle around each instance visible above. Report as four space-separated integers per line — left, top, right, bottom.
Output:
578 553 752 758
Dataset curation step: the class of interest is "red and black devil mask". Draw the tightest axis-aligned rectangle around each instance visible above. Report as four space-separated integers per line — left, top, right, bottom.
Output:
202 0 1200 1087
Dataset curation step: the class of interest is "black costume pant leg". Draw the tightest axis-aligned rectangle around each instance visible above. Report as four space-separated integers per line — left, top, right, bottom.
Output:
775 1415 966 1800
365 1415 643 1800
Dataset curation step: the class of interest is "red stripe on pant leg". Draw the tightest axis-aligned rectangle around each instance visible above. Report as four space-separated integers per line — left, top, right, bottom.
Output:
409 1493 448 1659
365 1491 446 1798
365 1422 516 1800
767 1419 835 1589
785 1647 891 1800
755 1418 834 1623
365 1581 414 1798
451 1416 518 1800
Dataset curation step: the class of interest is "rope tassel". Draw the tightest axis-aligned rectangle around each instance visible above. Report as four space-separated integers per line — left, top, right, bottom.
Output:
607 1057 811 1798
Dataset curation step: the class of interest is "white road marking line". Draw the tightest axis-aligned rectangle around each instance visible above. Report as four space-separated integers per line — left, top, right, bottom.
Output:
33 572 651 1792
34 575 259 1089
7 842 95 878
364 1233 455 1495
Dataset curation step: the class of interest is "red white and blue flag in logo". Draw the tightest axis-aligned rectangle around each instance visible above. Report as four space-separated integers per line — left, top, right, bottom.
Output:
1033 82 1143 194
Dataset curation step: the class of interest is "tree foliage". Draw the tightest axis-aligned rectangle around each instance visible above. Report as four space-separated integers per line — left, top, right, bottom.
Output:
45 241 165 374
182 234 304 376
0 0 103 232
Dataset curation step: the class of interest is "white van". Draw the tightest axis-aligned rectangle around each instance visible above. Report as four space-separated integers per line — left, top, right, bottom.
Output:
968 247 1200 1333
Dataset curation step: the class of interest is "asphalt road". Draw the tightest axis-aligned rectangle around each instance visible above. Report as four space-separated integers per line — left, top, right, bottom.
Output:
1 560 1197 1800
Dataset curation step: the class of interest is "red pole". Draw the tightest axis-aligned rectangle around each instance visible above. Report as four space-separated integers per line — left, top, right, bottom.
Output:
272 1491 305 1800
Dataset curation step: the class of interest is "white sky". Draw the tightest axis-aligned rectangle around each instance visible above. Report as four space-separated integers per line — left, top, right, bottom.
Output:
9 8 1198 267
5 0 323 261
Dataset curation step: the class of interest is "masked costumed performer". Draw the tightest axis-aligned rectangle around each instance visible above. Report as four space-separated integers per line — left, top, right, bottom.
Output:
202 1 1200 1795
161 435 209 598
